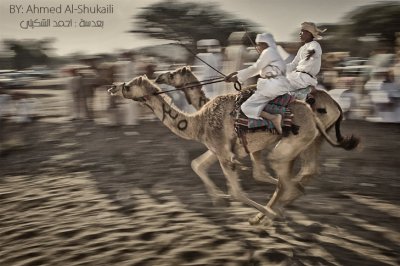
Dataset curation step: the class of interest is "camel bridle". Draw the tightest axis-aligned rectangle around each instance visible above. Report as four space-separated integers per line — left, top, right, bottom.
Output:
121 82 150 102
121 77 227 102
118 72 242 103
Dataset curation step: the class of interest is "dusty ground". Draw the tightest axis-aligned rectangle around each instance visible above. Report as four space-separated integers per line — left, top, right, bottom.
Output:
0 88 399 266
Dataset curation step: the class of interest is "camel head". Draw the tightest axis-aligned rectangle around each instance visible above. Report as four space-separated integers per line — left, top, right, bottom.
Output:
154 66 199 88
108 75 158 101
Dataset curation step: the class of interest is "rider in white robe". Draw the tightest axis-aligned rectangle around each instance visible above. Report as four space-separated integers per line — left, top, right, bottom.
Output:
287 22 326 100
225 33 290 133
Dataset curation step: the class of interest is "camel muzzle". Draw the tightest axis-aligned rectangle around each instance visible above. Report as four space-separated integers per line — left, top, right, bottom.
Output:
107 85 118 95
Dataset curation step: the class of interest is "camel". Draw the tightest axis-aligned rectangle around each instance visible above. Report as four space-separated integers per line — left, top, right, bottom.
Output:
155 67 209 109
155 67 358 185
152 67 208 111
155 67 279 185
108 74 358 220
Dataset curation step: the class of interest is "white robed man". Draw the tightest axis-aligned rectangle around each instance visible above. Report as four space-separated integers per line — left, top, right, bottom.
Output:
115 51 140 125
222 32 250 94
286 22 326 100
194 39 223 99
225 33 290 134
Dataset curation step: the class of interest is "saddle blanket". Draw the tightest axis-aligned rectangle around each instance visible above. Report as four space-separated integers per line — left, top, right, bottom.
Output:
233 91 296 134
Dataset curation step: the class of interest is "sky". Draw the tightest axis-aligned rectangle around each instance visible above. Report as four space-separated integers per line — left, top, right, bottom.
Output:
0 0 394 56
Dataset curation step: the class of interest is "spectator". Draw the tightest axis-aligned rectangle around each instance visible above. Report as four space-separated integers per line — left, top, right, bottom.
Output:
194 39 224 99
223 32 249 94
368 69 400 122
66 68 83 120
393 51 400 86
115 52 140 126
79 56 102 121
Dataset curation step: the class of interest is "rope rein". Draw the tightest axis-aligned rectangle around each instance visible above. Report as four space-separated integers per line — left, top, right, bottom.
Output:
118 39 247 100
120 77 227 101
153 77 225 96
178 41 226 78
118 74 242 101
178 41 242 90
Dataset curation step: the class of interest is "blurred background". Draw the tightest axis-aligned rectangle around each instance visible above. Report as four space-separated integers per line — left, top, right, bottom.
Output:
1 1 400 266
0 0 399 124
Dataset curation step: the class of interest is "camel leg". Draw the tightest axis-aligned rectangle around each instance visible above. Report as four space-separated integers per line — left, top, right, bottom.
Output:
250 151 278 185
293 135 323 185
191 150 229 205
218 157 277 219
267 138 308 207
249 136 315 225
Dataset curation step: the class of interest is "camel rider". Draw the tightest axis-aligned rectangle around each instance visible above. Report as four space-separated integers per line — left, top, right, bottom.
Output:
286 22 326 100
225 33 290 134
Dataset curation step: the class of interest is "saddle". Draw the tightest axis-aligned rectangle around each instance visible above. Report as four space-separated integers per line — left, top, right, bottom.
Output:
232 88 300 140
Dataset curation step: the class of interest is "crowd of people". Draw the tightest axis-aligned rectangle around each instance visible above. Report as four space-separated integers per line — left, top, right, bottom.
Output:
2 21 400 128
62 52 159 126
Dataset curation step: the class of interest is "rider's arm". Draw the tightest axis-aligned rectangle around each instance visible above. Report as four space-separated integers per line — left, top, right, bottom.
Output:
286 49 301 73
236 49 270 84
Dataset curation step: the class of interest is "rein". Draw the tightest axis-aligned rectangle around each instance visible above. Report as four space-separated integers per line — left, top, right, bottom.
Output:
177 41 241 91
119 74 242 102
120 77 226 102
178 41 226 78
152 78 225 97
164 77 225 93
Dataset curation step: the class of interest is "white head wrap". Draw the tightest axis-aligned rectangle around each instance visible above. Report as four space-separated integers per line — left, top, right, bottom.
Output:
197 39 221 52
301 22 327 40
255 33 277 49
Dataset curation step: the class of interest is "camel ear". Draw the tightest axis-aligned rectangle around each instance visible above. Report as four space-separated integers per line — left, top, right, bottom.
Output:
186 66 191 71
137 76 143 85
182 67 187 74
143 74 148 79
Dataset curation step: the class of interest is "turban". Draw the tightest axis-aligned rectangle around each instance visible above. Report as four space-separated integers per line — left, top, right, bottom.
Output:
255 33 277 49
301 22 327 40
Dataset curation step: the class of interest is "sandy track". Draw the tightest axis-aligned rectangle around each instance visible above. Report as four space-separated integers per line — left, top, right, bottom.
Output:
0 119 399 266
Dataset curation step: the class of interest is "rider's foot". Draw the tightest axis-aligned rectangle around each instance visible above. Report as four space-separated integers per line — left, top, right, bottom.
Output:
270 114 282 134
260 111 283 134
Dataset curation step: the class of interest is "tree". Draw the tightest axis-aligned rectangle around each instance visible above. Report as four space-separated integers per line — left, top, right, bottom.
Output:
344 2 400 45
3 38 55 69
130 0 256 47
318 2 400 56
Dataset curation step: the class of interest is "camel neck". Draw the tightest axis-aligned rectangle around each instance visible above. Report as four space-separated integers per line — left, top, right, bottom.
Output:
146 94 202 141
185 84 209 110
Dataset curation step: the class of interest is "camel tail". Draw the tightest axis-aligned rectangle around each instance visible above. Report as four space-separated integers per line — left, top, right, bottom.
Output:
332 100 360 150
315 114 360 151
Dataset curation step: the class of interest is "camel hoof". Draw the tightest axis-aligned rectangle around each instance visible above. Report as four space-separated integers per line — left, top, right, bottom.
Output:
248 214 264 225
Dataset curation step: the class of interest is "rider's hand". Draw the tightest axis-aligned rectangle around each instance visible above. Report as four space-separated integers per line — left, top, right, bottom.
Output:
225 72 238 83
226 75 238 83
225 72 237 82
306 49 315 60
